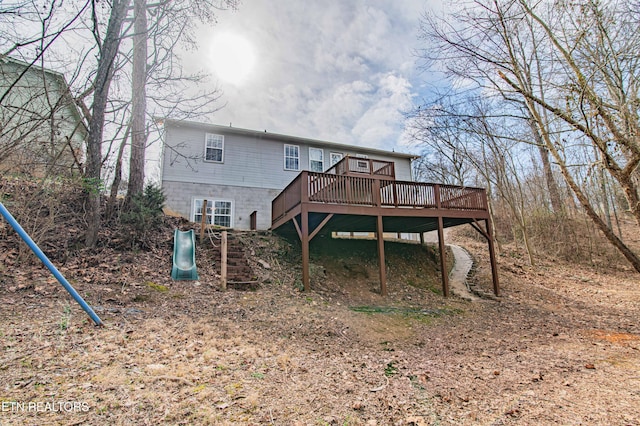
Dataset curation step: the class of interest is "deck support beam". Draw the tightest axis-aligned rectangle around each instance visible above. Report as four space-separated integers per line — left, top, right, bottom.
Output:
301 207 310 292
437 215 450 297
485 219 500 296
295 211 335 293
309 214 334 241
376 215 387 296
469 218 500 296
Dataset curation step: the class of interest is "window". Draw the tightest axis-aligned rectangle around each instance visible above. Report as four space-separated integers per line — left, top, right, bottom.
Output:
329 152 343 166
205 133 224 162
309 147 324 172
194 199 212 224
284 144 299 171
193 199 233 227
213 200 232 227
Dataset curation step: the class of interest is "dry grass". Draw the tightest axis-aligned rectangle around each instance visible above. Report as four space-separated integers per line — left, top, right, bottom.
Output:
1 178 639 425
2 231 639 425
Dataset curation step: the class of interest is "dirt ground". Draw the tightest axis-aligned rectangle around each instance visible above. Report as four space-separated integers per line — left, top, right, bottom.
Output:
1 225 639 425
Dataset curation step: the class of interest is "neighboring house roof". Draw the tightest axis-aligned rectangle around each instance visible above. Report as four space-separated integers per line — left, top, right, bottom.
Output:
159 117 418 160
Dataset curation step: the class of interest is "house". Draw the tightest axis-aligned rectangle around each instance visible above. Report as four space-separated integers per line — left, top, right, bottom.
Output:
159 119 417 230
0 56 86 176
160 118 500 298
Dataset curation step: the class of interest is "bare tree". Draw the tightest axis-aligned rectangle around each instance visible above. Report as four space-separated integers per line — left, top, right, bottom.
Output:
527 118 563 214
0 2 91 177
84 0 132 247
122 0 236 204
416 0 640 272
125 0 148 204
409 94 541 264
1 0 236 247
499 0 640 271
0 57 85 177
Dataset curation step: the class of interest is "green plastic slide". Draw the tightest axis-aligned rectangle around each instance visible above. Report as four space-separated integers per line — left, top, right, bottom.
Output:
171 229 199 280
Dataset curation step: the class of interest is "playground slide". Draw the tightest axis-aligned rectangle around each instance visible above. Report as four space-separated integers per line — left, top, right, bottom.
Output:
171 229 199 280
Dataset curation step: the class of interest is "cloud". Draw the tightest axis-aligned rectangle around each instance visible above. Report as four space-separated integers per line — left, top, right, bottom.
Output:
184 0 435 152
352 73 414 149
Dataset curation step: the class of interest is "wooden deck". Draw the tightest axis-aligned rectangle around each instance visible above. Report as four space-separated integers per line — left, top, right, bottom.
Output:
270 157 499 297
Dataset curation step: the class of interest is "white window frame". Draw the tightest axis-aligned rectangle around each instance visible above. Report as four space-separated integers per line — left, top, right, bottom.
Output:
212 200 233 227
356 159 369 169
204 133 224 163
284 144 300 171
193 199 213 224
193 198 233 228
309 147 324 172
329 152 343 167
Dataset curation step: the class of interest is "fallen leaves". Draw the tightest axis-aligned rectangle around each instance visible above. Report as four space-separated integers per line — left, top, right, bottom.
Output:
1 178 639 424
369 376 389 392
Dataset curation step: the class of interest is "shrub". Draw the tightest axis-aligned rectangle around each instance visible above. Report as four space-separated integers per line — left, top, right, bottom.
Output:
120 184 166 248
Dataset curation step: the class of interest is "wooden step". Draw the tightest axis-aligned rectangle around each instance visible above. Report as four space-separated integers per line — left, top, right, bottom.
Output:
200 230 258 287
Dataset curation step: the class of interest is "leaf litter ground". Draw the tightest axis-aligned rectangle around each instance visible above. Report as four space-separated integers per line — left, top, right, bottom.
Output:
1 223 639 425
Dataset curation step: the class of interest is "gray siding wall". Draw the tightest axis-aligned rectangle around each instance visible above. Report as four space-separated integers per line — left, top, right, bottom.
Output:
163 125 297 189
161 122 414 230
163 180 280 230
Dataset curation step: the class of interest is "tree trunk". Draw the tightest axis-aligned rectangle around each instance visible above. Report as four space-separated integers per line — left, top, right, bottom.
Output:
85 0 131 248
126 0 148 205
597 149 613 230
528 119 563 214
106 123 131 219
529 106 640 272
618 170 640 227
561 159 640 272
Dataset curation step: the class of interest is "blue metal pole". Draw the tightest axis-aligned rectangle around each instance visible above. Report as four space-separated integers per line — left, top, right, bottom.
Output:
0 201 103 326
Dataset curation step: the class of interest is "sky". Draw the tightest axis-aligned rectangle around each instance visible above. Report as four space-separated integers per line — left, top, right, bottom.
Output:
182 0 445 155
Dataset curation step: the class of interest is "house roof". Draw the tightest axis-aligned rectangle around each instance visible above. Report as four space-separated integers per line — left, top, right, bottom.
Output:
159 118 418 160
0 55 68 81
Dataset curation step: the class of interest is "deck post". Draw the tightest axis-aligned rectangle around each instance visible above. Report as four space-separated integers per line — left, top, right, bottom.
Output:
376 215 387 296
300 172 311 292
200 199 208 241
301 207 310 292
434 185 449 297
221 230 227 290
437 215 449 297
486 218 500 296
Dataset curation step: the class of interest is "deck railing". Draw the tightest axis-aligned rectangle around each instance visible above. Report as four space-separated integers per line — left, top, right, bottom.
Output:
325 155 395 179
272 171 488 224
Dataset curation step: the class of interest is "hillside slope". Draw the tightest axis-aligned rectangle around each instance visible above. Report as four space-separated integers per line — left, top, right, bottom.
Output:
1 178 639 425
